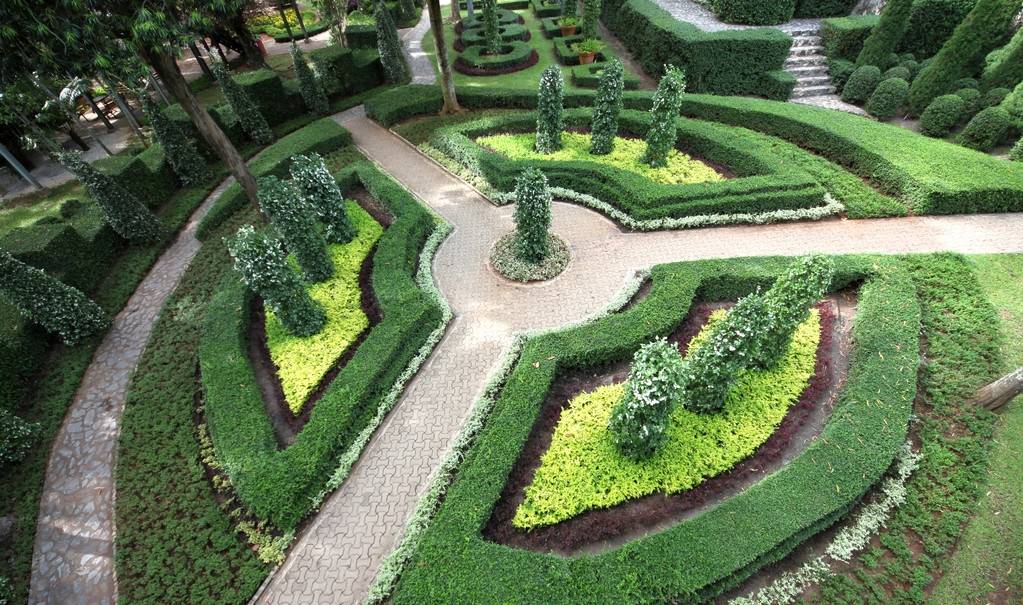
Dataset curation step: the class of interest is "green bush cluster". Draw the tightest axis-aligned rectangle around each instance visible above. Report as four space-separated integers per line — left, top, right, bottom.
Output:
821 15 878 61
856 0 913 67
226 225 326 337
513 168 553 262
899 0 976 59
710 0 797 25
536 66 565 153
91 143 180 209
589 58 625 155
290 153 357 243
140 96 210 186
211 57 274 146
1002 81 1023 127
841 65 882 104
883 65 912 81
957 87 983 119
828 59 857 90
982 86 1011 109
459 23 529 46
982 28 1023 91
920 94 966 137
1011 136 1023 160
257 175 334 283
291 44 329 116
376 1 409 83
867 77 910 120
642 65 686 168
456 41 535 69
956 106 1012 151
607 338 684 460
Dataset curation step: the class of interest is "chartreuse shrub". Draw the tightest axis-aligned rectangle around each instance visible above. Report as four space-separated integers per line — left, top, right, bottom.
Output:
0 251 108 346
867 77 910 120
642 65 686 167
907 0 1021 114
606 338 683 461
266 204 382 414
536 66 565 154
57 151 164 242
291 43 329 116
856 0 913 67
140 96 210 186
478 132 723 185
290 153 357 243
210 56 273 146
226 225 325 337
590 58 625 155
386 255 919 604
513 168 552 262
919 95 965 137
257 175 334 283
956 106 1012 151
521 310 819 527
841 65 882 104
376 0 408 83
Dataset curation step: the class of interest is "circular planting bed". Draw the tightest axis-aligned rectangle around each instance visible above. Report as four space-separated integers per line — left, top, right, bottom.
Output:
489 232 570 282
455 24 531 52
455 8 523 32
454 42 539 76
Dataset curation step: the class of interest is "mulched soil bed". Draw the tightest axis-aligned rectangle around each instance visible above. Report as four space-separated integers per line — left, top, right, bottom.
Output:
246 190 392 447
483 295 854 554
454 49 539 76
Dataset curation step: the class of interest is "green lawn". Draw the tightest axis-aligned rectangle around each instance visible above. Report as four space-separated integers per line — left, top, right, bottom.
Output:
0 181 86 238
931 254 1023 604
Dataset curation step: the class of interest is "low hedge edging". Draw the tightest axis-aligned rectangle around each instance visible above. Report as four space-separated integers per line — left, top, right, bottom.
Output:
455 42 538 74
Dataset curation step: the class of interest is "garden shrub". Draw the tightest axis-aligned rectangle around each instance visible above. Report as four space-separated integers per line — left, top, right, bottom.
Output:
899 0 976 58
841 65 882 104
536 66 565 153
900 58 921 78
857 0 914 67
866 77 910 120
513 168 553 262
829 59 856 91
589 58 625 155
954 77 980 90
981 86 1011 109
607 338 684 460
884 65 912 81
822 15 879 61
290 153 357 243
226 225 325 337
483 0 502 53
907 0 1021 114
581 0 601 37
0 408 37 466
956 106 1011 151
1010 135 1023 160
565 0 578 17
398 0 418 22
1001 81 1023 127
919 94 966 136
956 87 983 119
794 0 857 18
642 65 686 167
211 57 273 146
257 175 334 283
376 1 409 82
234 68 300 126
57 151 165 242
981 28 1023 91
140 96 209 186
291 44 329 116
91 145 179 209
711 0 797 25
0 251 108 346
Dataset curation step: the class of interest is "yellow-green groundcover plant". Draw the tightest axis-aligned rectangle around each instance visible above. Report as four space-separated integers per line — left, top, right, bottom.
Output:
477 132 725 186
266 202 383 413
515 309 820 529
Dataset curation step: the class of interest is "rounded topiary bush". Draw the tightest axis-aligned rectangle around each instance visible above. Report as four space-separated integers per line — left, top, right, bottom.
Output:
919 94 966 137
981 87 1011 109
956 106 1012 151
841 65 882 104
953 77 979 90
883 66 911 81
829 59 856 91
956 87 983 120
867 77 910 120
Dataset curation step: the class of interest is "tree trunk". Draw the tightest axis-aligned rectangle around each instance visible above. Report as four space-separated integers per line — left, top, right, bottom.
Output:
968 367 1023 411
278 4 296 39
82 90 115 131
293 4 311 41
430 0 462 113
100 74 148 147
450 0 462 23
66 128 90 151
189 41 215 80
143 46 259 206
467 0 475 18
226 11 268 69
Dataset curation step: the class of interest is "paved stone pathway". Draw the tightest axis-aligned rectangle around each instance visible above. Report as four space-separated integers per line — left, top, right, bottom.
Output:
248 107 1023 605
401 5 438 84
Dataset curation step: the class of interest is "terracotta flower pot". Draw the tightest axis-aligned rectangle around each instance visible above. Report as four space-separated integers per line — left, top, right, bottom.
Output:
578 51 596 64
560 24 578 36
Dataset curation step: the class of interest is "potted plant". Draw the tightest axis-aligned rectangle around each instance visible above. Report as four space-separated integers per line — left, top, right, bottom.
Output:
571 38 604 64
558 16 579 36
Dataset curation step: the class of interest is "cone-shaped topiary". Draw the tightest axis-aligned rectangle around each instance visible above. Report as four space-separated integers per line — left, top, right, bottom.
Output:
226 225 326 337
563 0 577 18
590 58 624 155
513 168 552 263
483 0 502 55
582 0 602 38
398 0 418 23
866 77 910 120
0 250 108 345
57 151 164 242
210 56 273 146
919 94 965 137
291 44 329 116
376 1 409 83
535 66 565 154
641 65 686 168
608 337 684 460
140 95 210 185
290 153 357 243
257 175 334 282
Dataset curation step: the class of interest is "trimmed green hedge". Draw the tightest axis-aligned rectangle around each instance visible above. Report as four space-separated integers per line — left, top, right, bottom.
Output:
93 144 179 209
270 21 331 43
308 45 385 96
570 64 641 90
460 23 530 45
710 0 797 25
457 41 535 69
199 161 442 529
234 68 303 125
196 118 353 240
600 0 794 99
531 0 563 17
822 15 879 61
553 35 610 65
389 255 920 604
794 0 857 18
981 28 1023 91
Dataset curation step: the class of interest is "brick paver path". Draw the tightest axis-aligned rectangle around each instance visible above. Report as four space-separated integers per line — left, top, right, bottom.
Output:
248 106 1023 605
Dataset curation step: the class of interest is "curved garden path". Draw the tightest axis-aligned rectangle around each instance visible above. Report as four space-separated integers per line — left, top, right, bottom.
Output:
28 103 1023 605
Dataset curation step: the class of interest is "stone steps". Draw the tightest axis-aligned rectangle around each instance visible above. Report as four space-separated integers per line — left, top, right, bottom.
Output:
781 25 842 102
792 84 837 98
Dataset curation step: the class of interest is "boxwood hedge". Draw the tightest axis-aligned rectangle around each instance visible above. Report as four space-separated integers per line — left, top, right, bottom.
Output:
821 15 878 61
388 255 920 604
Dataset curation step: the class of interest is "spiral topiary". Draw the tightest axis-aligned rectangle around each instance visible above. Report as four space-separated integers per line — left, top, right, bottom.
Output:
290 153 357 243
513 168 552 263
257 175 334 282
210 56 273 146
535 66 565 154
226 225 325 337
590 58 624 155
291 44 329 116
376 1 409 83
607 338 684 460
140 95 210 185
641 65 686 168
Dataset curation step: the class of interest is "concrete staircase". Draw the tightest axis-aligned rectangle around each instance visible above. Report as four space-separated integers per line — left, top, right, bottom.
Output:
785 27 835 99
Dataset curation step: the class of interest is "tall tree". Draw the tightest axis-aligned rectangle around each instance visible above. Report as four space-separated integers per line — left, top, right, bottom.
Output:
428 0 462 113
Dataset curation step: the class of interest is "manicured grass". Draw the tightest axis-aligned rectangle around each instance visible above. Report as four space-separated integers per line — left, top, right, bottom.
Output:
268 203 383 414
516 310 819 529
929 254 1023 605
477 132 725 185
0 181 86 238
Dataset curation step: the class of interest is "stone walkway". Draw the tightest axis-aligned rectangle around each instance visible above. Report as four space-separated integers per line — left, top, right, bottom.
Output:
248 107 1023 605
401 6 438 84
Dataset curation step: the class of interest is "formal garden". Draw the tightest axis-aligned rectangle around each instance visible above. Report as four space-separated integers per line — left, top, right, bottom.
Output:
1 0 1022 604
